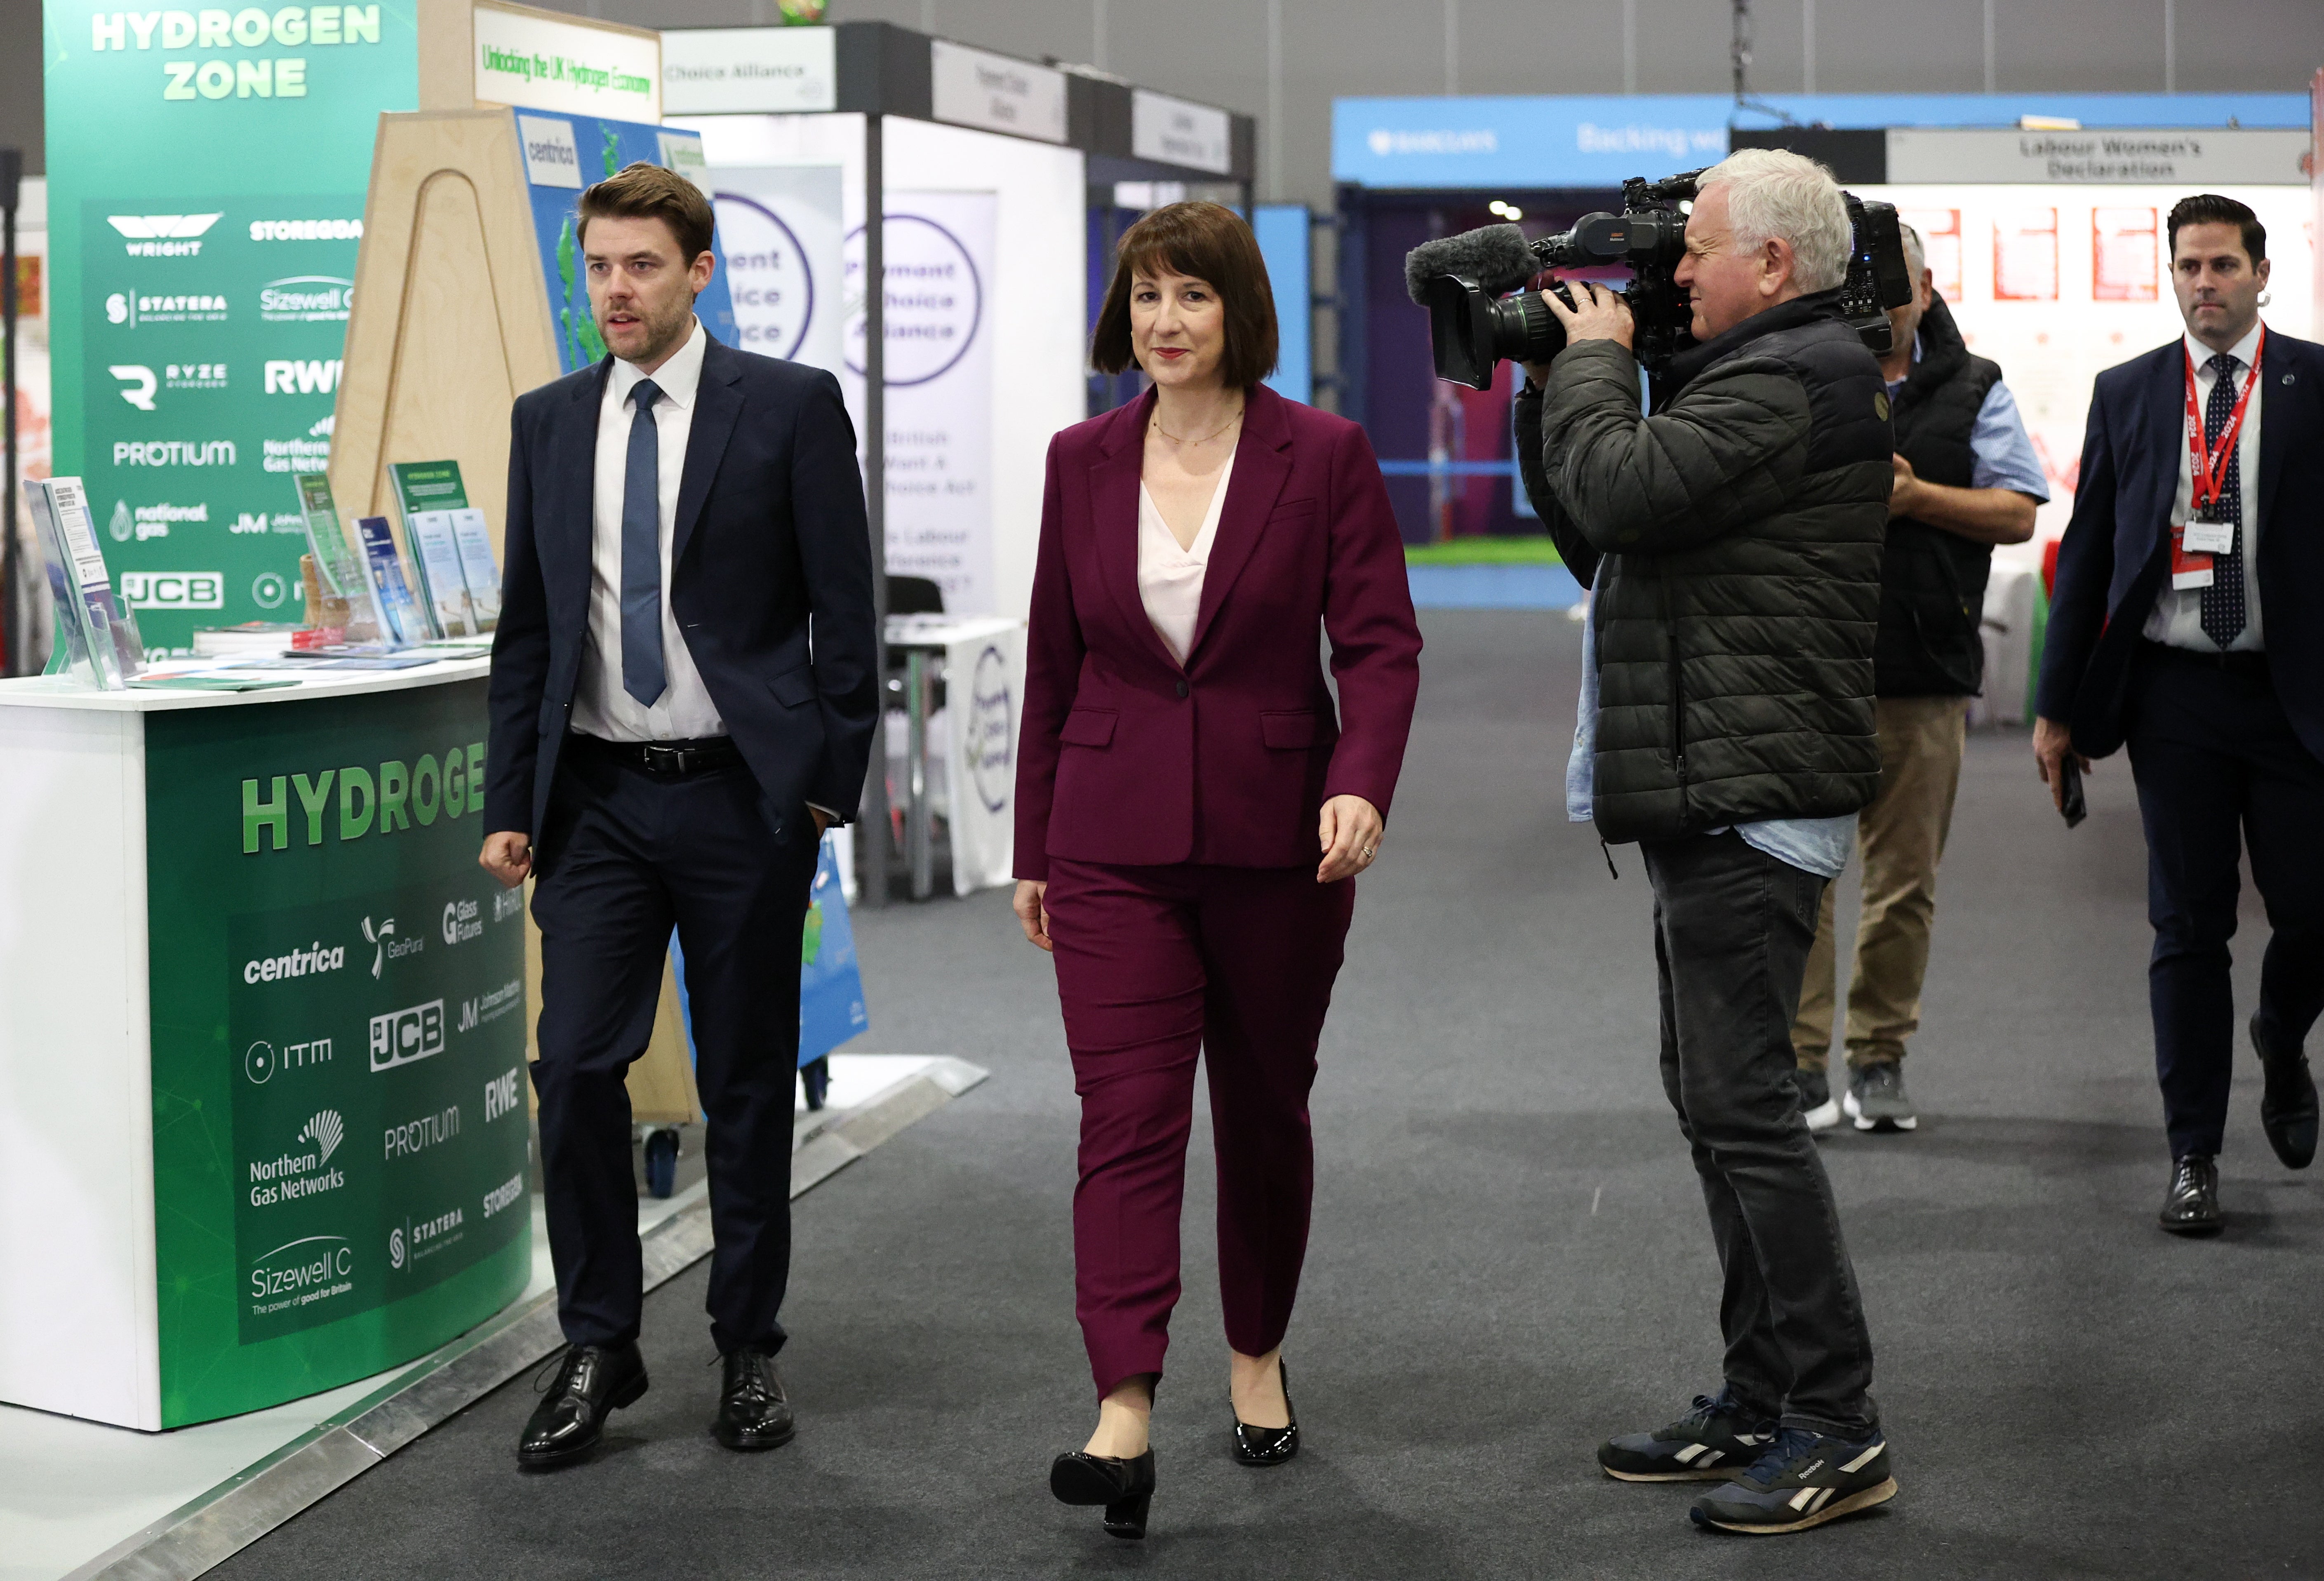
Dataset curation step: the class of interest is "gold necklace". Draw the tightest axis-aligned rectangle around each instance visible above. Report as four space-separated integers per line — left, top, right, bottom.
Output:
1152 404 1244 446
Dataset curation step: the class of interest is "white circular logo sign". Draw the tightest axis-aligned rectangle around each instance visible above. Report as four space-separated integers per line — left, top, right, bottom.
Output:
968 645 1013 814
252 570 290 609
713 193 815 362
843 214 983 386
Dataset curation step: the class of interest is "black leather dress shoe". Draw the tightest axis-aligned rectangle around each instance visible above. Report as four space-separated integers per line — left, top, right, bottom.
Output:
1050 1448 1156 1539
2252 1013 2319 1171
1231 1358 1301 1466
2159 1154 2223 1236
714 1346 796 1451
518 1343 647 1469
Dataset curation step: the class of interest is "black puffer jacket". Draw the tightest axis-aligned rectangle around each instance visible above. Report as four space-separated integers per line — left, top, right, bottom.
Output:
1516 289 1890 843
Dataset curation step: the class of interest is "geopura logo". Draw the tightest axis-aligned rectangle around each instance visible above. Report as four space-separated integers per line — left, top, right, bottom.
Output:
363 915 424 976
107 213 222 257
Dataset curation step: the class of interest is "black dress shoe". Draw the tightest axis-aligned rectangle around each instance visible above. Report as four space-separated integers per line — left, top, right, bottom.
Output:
2159 1154 2223 1236
2252 1013 2319 1171
1231 1358 1301 1466
714 1346 796 1451
1050 1448 1156 1539
518 1343 647 1469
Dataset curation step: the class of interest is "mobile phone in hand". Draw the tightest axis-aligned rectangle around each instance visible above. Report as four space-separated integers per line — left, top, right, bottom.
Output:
2058 758 2087 828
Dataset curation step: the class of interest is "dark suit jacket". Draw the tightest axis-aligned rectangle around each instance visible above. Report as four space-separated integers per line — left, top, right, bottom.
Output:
2035 327 2324 762
484 336 880 852
1014 383 1422 879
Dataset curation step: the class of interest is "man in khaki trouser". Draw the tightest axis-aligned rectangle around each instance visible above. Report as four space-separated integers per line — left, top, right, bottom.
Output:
1793 226 2050 1133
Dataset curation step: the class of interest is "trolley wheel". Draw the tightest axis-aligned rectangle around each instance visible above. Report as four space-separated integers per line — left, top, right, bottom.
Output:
802 1056 830 1113
643 1127 680 1199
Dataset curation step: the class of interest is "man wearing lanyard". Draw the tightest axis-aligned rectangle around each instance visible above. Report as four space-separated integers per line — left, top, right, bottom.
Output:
2035 194 2324 1234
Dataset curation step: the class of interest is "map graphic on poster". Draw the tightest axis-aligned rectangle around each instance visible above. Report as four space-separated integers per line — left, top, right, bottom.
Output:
840 194 998 614
518 115 739 375
43 0 419 655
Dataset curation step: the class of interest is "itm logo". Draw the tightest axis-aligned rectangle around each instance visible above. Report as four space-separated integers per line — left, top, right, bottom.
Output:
107 213 222 257
264 359 343 395
109 364 157 410
363 915 394 977
369 999 445 1073
299 1109 345 1166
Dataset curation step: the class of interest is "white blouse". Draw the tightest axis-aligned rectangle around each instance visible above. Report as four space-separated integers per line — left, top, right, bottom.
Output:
1137 449 1236 667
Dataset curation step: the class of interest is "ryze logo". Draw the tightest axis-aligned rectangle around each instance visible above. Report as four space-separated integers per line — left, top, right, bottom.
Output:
107 214 223 257
264 359 343 395
109 364 157 410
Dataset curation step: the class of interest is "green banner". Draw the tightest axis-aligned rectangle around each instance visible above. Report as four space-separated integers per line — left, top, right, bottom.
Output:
148 678 529 1426
44 0 419 654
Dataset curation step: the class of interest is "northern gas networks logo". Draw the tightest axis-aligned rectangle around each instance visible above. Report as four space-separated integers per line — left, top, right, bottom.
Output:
247 1110 346 1207
108 213 223 257
122 570 226 609
259 277 353 323
106 291 228 326
369 999 445 1073
262 414 333 475
109 365 157 410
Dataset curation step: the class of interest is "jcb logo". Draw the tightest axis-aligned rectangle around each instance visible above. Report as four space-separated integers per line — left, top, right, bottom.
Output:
264 359 343 395
120 570 224 609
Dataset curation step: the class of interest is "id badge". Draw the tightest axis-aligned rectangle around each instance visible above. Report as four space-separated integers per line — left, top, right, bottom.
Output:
2182 517 2236 556
2169 523 2215 590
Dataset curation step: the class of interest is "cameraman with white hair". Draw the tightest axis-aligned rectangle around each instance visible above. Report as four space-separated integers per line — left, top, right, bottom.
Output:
1513 148 1897 1535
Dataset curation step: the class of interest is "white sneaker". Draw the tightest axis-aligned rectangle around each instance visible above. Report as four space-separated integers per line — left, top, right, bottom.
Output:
1797 1070 1842 1134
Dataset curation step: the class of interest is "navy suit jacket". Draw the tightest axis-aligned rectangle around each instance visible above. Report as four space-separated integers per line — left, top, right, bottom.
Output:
2035 327 2324 762
483 336 880 854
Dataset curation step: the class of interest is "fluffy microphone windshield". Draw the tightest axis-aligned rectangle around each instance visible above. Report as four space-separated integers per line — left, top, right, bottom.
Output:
1402 223 1539 304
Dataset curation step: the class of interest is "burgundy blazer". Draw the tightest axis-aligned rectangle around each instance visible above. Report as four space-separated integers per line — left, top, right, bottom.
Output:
1015 383 1422 879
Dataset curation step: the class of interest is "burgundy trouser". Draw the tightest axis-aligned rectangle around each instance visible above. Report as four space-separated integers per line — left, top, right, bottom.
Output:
1044 857 1355 1400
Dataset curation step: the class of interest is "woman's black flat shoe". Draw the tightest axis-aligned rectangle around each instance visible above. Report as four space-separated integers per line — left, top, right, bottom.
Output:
1230 1359 1301 1466
1049 1448 1157 1539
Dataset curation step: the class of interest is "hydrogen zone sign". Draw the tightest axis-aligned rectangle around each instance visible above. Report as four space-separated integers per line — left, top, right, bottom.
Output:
144 679 529 1425
44 0 418 652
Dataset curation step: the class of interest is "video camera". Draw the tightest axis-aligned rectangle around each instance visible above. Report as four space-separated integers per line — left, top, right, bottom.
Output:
1405 168 1914 394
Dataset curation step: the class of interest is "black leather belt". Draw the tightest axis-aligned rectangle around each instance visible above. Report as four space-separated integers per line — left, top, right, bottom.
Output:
2141 639 2268 680
567 732 745 777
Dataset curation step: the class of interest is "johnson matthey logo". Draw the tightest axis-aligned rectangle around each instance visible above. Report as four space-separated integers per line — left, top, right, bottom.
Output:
107 213 222 257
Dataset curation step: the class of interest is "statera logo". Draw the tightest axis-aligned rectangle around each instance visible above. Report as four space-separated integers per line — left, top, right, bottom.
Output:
369 998 445 1073
107 292 228 326
108 213 222 257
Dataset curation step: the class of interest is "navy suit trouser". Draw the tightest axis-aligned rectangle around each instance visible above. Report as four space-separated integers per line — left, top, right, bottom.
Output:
2125 643 2324 1161
528 736 817 1353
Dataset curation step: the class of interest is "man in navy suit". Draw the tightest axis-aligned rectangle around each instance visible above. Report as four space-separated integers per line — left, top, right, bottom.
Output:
479 163 878 1465
2035 193 2322 1235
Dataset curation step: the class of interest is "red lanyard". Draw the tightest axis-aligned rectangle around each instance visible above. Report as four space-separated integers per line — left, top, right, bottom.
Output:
2184 325 2263 518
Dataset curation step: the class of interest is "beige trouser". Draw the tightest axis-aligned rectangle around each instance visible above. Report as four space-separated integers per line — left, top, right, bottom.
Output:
1792 694 1969 1073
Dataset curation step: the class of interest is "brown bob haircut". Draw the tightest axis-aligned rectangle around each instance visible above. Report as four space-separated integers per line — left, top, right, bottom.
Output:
578 162 716 265
1091 201 1279 388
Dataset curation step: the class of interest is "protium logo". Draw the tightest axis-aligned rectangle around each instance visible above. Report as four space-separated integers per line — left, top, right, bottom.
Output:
242 743 487 854
107 214 222 257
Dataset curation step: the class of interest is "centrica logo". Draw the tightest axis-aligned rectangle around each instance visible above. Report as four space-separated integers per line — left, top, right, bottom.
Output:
242 939 347 984
121 570 226 609
107 291 228 326
369 998 445 1073
250 218 365 241
107 213 221 257
260 277 353 322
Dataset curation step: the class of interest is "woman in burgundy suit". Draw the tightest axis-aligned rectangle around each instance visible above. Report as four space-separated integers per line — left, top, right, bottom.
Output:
1016 202 1421 1539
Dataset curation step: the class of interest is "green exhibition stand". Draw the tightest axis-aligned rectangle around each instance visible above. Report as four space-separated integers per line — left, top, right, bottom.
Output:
0 660 532 1429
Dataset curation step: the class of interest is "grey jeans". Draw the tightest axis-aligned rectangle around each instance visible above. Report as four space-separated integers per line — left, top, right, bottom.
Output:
1643 830 1879 1438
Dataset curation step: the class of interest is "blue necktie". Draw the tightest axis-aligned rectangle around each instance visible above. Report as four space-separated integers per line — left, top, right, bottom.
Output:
2198 353 2247 649
620 377 666 707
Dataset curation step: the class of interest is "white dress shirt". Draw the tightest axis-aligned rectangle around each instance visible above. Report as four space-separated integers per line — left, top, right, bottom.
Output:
2143 320 2265 654
1137 449 1235 667
572 318 727 742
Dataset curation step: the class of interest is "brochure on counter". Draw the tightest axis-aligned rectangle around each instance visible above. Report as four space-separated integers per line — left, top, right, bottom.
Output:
24 476 146 689
390 460 501 637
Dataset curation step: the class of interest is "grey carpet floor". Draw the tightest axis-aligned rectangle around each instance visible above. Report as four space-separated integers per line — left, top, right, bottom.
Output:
212 610 2322 1580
